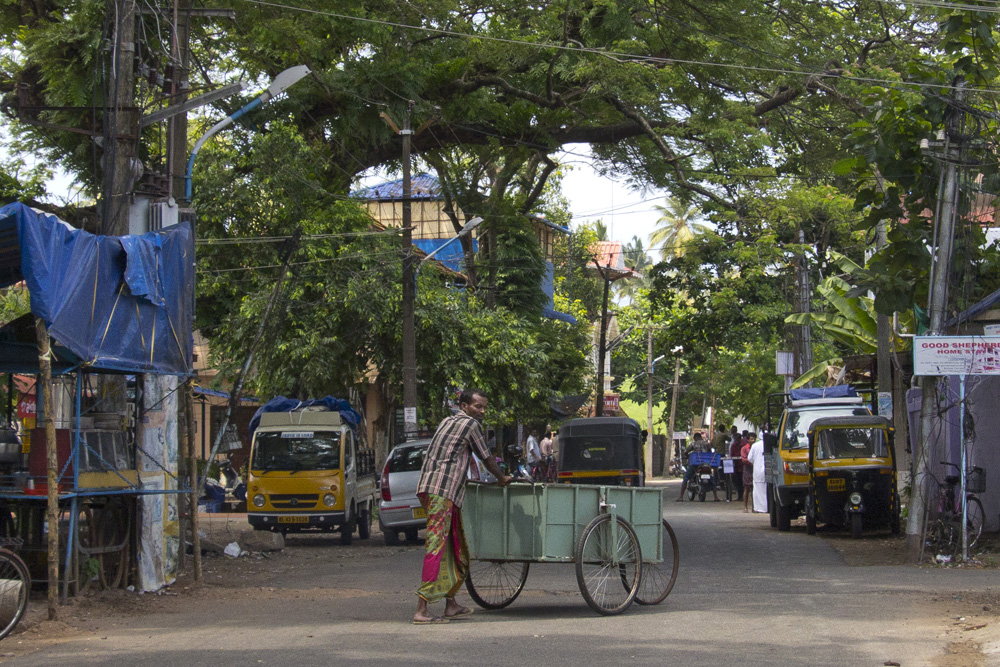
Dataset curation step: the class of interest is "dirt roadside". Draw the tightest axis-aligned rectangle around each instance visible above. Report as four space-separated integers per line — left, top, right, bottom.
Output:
0 513 997 665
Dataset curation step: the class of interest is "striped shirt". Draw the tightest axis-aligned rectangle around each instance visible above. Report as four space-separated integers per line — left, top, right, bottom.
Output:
417 412 491 507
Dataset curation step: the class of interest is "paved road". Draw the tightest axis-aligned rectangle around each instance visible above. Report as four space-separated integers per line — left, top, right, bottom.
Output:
3 480 995 666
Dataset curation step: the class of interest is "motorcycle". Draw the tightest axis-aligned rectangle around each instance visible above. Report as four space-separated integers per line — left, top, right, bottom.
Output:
505 443 534 482
669 456 684 478
686 450 721 502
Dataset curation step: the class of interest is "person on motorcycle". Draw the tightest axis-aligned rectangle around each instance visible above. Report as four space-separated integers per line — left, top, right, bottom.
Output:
675 432 708 501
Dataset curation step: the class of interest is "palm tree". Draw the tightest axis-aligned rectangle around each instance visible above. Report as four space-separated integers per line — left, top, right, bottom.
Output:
648 197 710 260
616 236 652 302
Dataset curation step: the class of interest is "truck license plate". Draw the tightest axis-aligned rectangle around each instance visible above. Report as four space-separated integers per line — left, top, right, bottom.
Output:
827 478 845 492
278 516 309 524
412 507 426 519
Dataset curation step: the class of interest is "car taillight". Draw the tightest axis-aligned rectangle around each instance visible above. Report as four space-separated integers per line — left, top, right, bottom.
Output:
380 464 392 502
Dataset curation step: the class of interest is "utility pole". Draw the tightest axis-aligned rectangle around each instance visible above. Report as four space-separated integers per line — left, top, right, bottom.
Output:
400 102 417 437
34 319 58 620
594 264 612 416
796 229 813 380
166 0 191 198
908 81 964 558
646 329 653 480
102 0 138 235
665 357 681 476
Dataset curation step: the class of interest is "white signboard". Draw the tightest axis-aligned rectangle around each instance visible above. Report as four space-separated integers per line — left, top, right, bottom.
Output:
403 407 417 425
985 324 1000 336
913 336 1000 376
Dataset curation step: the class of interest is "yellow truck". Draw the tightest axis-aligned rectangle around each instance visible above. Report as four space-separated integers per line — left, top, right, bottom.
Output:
764 386 872 532
247 407 377 544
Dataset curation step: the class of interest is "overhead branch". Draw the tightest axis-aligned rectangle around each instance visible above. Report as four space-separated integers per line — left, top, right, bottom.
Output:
607 96 735 211
520 154 557 214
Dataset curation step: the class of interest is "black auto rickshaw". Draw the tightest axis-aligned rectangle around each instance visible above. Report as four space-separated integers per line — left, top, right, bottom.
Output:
556 417 646 486
805 415 900 538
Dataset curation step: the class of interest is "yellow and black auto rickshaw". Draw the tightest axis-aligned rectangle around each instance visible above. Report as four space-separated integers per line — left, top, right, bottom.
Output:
556 417 645 486
805 415 900 538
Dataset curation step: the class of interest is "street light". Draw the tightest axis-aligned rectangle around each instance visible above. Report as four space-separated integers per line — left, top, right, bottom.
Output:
184 65 311 200
416 216 483 276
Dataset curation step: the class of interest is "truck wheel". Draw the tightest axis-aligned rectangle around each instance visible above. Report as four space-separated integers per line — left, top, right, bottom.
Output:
768 484 777 528
340 504 356 545
776 497 791 532
357 503 372 540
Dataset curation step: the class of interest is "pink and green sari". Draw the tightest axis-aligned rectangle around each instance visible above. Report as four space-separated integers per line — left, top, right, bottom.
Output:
415 493 469 603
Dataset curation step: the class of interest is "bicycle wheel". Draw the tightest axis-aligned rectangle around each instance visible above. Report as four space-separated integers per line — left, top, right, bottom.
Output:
927 519 959 558
575 514 641 615
465 560 529 609
965 496 984 548
0 548 29 641
635 520 679 605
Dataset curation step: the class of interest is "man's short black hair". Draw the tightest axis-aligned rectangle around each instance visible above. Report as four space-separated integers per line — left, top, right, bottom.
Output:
459 388 486 405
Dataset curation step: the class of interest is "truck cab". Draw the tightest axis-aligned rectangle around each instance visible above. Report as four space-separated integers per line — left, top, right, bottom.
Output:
247 408 377 543
764 387 872 531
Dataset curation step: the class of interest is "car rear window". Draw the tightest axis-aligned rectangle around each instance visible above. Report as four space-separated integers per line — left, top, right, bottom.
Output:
389 445 426 472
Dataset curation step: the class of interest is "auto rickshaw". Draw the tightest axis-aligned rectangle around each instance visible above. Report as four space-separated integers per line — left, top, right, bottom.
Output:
805 415 900 538
556 417 646 486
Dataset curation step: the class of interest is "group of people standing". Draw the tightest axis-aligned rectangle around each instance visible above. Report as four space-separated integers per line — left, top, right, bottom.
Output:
676 424 768 514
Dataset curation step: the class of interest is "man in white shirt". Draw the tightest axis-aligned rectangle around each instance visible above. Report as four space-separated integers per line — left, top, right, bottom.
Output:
525 429 541 472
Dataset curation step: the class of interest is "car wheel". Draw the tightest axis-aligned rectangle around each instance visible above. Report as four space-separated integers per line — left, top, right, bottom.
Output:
380 516 401 546
405 527 420 543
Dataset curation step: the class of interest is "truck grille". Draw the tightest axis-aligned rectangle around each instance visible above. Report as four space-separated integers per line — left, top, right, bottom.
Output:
269 494 319 509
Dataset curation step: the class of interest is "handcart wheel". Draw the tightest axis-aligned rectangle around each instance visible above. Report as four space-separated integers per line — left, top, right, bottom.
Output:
575 514 641 615
465 560 529 609
635 519 679 605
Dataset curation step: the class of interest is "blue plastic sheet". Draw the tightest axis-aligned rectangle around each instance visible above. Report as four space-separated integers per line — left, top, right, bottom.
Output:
0 202 194 375
249 396 361 434
789 386 857 401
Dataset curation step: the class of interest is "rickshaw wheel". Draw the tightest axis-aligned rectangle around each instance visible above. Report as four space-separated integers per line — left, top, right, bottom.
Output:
850 513 863 539
767 484 777 528
805 493 817 535
635 520 679 605
575 514 641 616
465 560 529 609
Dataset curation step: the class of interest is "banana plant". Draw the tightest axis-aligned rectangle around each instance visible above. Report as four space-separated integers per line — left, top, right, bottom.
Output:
785 251 912 388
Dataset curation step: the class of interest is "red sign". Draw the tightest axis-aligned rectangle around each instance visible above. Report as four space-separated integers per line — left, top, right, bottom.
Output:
17 394 36 419
603 394 620 411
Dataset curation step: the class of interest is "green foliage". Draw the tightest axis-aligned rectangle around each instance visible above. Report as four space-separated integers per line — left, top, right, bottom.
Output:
0 287 30 327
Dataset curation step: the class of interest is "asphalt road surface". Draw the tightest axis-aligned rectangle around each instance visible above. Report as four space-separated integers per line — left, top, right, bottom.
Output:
2 480 996 667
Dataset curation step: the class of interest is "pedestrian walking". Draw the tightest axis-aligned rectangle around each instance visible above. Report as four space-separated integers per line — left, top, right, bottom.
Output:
413 389 511 624
747 432 767 513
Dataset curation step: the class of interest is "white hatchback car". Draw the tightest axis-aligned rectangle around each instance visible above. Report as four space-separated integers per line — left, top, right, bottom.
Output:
378 439 495 546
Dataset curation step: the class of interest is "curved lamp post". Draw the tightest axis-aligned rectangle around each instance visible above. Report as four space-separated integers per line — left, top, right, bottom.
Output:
184 65 311 200
416 216 484 277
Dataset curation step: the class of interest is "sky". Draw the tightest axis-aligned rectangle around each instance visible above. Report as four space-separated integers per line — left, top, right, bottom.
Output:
557 146 665 254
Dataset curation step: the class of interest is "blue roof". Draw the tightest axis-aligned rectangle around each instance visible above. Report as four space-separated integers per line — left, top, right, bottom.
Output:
352 174 442 200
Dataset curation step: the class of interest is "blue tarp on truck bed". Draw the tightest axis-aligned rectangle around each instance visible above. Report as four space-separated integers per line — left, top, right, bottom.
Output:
0 202 194 375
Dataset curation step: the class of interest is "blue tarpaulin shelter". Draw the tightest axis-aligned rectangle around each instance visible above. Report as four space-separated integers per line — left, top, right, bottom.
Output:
0 202 194 375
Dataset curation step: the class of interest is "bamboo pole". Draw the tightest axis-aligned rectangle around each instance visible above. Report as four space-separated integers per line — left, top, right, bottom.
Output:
186 386 201 580
35 318 59 620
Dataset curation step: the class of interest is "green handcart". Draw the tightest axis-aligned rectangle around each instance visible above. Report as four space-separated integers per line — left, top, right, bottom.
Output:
462 483 679 615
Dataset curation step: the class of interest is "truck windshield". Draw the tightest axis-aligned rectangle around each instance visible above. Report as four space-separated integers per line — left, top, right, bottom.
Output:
251 431 342 471
783 408 870 450
816 428 889 460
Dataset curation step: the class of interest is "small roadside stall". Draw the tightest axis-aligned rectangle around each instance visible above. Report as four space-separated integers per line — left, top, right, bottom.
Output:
0 202 194 598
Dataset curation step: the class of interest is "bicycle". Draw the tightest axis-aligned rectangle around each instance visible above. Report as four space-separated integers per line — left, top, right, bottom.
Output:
926 461 985 558
0 538 30 641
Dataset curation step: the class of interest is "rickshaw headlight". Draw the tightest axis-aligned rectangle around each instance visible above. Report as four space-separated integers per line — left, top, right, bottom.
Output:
785 462 809 475
252 494 266 508
849 492 862 505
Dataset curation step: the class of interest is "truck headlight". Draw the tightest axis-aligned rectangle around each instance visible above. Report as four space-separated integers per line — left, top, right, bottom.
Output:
849 492 862 505
323 494 336 507
252 494 265 508
785 462 809 475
